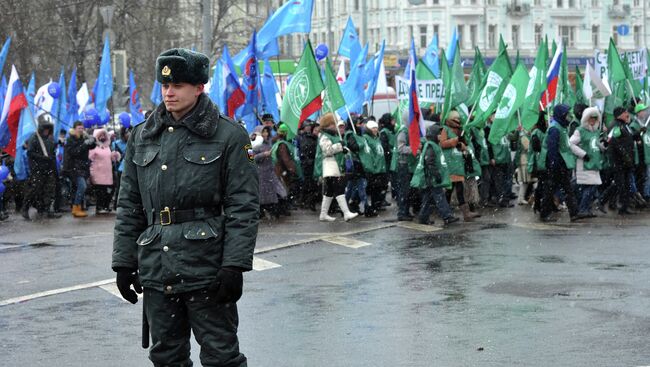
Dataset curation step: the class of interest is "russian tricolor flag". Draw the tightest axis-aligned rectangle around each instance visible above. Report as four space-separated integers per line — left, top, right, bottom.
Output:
0 65 27 157
408 68 424 156
541 41 563 109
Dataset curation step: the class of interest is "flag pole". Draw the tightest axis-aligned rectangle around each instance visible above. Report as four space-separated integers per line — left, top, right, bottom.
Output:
276 55 284 96
25 104 49 158
344 106 357 134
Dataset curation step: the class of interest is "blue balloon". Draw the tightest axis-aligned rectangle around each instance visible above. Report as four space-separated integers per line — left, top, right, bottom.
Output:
0 182 5 194
118 112 131 128
315 43 328 61
82 106 100 126
0 163 9 181
48 82 61 99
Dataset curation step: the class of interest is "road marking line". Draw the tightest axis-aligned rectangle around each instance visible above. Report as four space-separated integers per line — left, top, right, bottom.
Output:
253 257 282 271
323 236 372 249
99 282 141 302
397 222 443 232
0 278 114 307
512 223 572 231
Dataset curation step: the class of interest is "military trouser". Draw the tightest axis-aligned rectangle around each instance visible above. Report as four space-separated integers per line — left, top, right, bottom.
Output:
144 287 247 367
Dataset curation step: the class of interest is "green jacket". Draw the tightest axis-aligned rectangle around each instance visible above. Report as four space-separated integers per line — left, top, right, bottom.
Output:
364 133 387 174
112 94 259 294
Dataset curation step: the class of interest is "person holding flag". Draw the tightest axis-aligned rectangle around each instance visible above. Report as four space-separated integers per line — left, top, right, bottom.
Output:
23 115 60 220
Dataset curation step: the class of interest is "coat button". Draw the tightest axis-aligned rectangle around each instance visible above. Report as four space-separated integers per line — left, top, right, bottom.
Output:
168 126 174 133
165 285 172 291
163 246 169 252
200 156 205 161
200 232 206 236
161 164 167 171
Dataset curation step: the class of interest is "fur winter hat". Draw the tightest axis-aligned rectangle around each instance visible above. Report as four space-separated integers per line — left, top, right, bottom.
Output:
156 48 210 85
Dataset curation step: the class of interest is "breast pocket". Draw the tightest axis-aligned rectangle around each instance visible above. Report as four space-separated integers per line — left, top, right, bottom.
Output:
181 141 223 188
132 147 160 191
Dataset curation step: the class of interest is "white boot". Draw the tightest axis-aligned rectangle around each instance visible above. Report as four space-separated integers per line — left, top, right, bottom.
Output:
336 195 358 221
319 196 336 222
518 183 528 205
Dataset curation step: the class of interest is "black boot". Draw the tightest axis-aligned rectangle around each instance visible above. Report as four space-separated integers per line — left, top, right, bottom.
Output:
21 206 30 220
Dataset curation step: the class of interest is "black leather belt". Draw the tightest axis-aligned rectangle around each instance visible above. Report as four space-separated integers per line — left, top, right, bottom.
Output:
148 206 221 226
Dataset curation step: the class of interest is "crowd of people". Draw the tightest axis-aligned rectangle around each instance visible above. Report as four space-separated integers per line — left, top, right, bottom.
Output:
250 98 650 225
0 115 128 220
1 97 648 225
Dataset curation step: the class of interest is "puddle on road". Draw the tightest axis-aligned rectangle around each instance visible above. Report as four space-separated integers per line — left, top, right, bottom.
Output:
0 242 56 251
405 232 476 249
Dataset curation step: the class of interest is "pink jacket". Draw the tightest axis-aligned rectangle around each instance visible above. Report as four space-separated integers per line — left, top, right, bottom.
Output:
88 129 121 185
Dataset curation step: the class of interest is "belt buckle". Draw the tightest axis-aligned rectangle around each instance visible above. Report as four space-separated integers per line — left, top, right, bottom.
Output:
160 207 171 226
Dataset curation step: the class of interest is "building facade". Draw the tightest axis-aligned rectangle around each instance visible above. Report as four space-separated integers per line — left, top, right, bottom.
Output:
307 0 650 61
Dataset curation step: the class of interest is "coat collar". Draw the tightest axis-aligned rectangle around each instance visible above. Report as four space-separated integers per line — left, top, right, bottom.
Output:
141 94 221 139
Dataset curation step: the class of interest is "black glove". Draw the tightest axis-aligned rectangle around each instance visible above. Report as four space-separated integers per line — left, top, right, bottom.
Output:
456 142 463 150
582 154 590 162
342 146 350 154
115 268 142 304
210 267 243 303
641 126 647 134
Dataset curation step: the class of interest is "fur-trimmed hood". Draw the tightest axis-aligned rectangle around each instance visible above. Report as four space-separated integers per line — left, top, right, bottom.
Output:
141 93 221 139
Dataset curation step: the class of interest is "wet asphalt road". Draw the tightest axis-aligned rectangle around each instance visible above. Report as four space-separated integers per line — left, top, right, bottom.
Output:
1 203 650 366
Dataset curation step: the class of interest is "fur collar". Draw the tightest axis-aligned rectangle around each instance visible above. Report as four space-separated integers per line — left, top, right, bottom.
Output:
141 94 221 139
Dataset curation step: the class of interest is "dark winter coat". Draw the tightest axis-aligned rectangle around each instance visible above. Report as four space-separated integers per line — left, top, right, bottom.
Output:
609 118 636 170
112 93 259 294
26 129 57 174
63 131 95 178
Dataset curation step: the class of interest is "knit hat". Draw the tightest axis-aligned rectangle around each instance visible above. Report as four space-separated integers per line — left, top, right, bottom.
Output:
366 120 378 130
634 103 648 114
613 106 627 118
277 123 289 135
553 104 571 127
156 48 210 85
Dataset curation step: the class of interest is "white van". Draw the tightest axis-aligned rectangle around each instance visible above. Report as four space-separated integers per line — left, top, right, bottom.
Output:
366 87 398 118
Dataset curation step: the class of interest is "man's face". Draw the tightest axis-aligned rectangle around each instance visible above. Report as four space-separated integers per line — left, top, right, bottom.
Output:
620 111 630 123
74 125 84 135
162 83 203 116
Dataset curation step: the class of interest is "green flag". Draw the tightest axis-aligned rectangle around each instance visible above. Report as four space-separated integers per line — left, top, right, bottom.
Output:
574 65 586 105
499 35 513 74
322 58 346 113
623 53 643 97
520 40 548 131
280 40 325 138
466 47 486 107
416 61 436 110
488 64 530 144
450 41 469 109
440 48 452 122
465 48 512 130
551 39 557 61
607 38 626 85
559 43 576 106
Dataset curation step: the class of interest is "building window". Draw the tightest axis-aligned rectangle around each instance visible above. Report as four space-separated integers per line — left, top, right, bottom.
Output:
432 0 439 4
556 0 562 7
612 26 618 44
470 25 478 48
592 25 599 48
409 25 414 44
534 0 541 5
568 0 575 6
354 0 359 11
559 25 575 47
634 25 642 46
487 0 495 5
454 0 461 5
433 24 439 39
634 0 640 6
613 0 620 5
420 26 428 48
535 24 543 48
512 25 520 49
457 25 464 49
488 24 497 49
591 0 599 5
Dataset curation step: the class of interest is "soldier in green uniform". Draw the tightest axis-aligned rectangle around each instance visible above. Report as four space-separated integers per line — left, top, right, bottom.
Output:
112 48 259 367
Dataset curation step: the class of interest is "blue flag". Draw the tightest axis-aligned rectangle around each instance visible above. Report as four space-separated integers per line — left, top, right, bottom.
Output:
0 37 10 76
337 16 362 59
261 59 280 122
53 69 69 135
422 33 440 78
257 0 314 52
14 73 35 181
208 59 224 111
339 43 369 119
67 68 79 128
240 31 260 118
150 79 162 106
447 27 458 66
403 37 418 78
0 76 6 117
95 36 113 121
365 41 385 103
129 70 145 125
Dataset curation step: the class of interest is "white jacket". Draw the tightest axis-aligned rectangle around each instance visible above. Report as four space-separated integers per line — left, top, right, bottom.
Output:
569 109 604 185
319 133 344 177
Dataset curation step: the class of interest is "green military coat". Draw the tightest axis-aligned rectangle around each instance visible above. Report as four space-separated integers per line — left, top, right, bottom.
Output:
112 94 259 294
